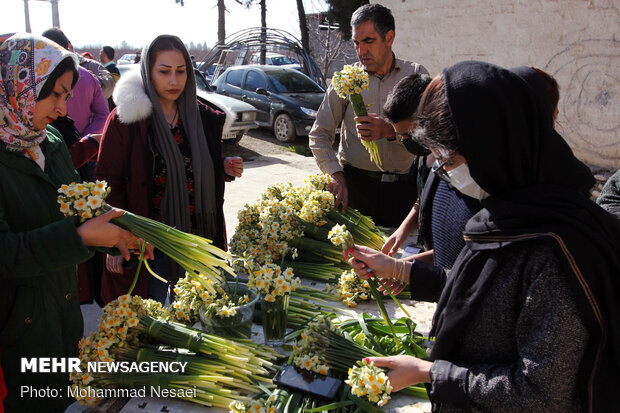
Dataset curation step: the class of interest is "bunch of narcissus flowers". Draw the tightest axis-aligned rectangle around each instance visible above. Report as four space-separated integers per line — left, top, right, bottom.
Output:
289 315 333 375
230 174 335 267
57 180 110 222
346 359 393 407
70 295 166 405
328 224 355 251
331 269 371 308
246 262 301 301
332 65 382 169
332 64 369 99
170 272 250 325
229 395 277 413
57 181 235 283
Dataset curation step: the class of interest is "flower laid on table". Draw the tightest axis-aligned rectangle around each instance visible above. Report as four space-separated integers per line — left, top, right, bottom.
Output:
332 64 382 169
247 262 301 302
229 396 276 413
303 173 333 192
57 180 235 287
170 272 250 325
331 269 371 308
230 197 303 266
71 294 279 408
230 173 386 283
298 190 334 226
346 359 392 407
70 295 166 405
289 315 332 375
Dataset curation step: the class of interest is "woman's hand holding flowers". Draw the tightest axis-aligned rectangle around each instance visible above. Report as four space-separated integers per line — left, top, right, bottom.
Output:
77 208 154 261
365 355 432 392
345 245 409 295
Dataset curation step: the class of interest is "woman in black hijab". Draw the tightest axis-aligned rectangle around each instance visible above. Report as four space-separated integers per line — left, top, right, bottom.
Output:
348 61 620 412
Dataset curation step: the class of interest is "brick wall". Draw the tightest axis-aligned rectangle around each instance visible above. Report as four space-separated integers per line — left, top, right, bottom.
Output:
379 0 619 170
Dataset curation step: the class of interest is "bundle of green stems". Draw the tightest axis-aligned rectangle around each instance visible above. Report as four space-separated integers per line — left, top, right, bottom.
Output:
103 204 235 282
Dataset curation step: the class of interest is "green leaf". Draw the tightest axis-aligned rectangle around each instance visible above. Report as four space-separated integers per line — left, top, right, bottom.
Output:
347 394 384 413
305 400 353 412
356 313 384 354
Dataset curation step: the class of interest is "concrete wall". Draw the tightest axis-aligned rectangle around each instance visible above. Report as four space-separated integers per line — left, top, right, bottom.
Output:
379 0 619 169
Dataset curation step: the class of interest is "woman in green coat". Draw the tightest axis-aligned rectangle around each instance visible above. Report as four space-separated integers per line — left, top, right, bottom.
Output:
0 33 153 413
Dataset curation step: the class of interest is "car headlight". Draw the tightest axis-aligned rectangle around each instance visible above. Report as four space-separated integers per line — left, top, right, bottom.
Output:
241 111 256 121
300 107 317 117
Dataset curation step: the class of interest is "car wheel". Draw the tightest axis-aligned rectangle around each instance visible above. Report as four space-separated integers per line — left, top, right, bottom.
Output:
273 113 296 142
225 131 244 145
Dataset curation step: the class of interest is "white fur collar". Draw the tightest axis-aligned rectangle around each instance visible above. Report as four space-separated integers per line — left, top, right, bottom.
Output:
112 69 153 124
112 69 233 134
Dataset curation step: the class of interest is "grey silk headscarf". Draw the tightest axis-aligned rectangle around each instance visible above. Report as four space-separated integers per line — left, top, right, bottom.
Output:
140 34 217 239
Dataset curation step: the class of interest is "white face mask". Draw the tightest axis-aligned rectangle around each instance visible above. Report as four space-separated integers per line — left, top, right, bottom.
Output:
446 163 490 200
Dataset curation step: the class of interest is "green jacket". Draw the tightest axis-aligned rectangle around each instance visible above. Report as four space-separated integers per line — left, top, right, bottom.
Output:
0 127 92 413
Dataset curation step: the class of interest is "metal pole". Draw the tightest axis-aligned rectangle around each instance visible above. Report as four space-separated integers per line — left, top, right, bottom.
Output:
50 0 60 28
24 0 32 33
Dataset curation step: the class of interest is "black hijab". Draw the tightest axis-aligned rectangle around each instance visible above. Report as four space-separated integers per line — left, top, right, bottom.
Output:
429 61 620 411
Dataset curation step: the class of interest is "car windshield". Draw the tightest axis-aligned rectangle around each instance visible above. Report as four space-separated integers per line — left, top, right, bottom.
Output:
267 71 323 93
270 56 294 65
194 70 212 91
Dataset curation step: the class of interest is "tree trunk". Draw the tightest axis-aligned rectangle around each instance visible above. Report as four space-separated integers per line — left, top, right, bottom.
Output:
260 0 266 65
50 0 60 27
23 0 31 33
218 0 226 45
296 0 310 53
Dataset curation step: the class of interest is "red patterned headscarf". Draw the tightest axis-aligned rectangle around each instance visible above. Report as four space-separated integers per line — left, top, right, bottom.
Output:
0 33 77 169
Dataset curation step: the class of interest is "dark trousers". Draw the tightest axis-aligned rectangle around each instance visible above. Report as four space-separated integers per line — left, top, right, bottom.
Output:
343 164 418 228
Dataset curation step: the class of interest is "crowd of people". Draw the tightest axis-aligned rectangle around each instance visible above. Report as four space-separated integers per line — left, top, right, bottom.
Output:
1 2 619 412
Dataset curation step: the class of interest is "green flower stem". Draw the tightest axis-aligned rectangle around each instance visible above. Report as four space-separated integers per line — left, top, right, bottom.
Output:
349 93 382 170
367 278 402 347
349 93 368 117
373 277 411 318
127 241 146 295
103 204 234 283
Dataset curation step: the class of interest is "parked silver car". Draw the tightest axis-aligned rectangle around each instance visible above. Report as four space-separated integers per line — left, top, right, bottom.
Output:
117 64 257 144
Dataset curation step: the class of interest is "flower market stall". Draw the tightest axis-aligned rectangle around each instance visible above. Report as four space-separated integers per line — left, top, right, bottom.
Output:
61 174 434 413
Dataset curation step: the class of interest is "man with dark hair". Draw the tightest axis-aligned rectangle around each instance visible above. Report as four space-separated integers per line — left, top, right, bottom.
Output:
100 45 121 110
42 28 115 100
309 3 428 227
383 73 432 157
100 46 120 80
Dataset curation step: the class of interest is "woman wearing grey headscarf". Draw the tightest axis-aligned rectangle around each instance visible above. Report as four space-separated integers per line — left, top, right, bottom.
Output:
96 34 243 304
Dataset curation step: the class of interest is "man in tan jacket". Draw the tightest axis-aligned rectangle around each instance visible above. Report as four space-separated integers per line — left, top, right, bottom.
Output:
309 4 428 227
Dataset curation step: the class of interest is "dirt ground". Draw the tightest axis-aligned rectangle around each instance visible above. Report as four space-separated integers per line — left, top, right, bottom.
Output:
221 127 314 161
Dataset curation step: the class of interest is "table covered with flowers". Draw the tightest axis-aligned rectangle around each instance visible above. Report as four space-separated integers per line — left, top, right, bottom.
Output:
63 175 435 413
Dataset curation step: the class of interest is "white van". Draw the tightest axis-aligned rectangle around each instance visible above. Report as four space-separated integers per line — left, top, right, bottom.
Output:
249 53 302 71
